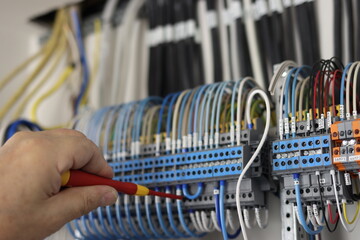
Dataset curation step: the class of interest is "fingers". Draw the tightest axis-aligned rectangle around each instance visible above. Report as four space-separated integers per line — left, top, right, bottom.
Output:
42 186 118 231
7 129 113 179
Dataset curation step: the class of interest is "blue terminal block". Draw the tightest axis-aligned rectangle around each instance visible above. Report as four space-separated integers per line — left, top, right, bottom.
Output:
272 134 333 175
110 145 250 187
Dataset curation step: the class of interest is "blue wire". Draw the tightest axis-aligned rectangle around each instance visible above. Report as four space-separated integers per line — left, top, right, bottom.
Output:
121 103 135 162
176 186 206 238
157 94 174 135
216 82 232 147
96 207 115 238
293 173 323 235
5 119 42 141
135 200 153 238
204 83 221 149
283 68 298 139
165 186 187 238
198 84 219 150
88 211 110 239
340 63 353 120
187 88 203 148
219 181 242 239
66 222 81 240
124 197 143 238
105 205 125 239
182 183 204 200
210 82 227 148
166 93 181 140
145 198 165 238
193 85 209 150
154 187 174 238
70 9 89 115
115 195 134 239
80 215 99 240
177 91 192 152
155 201 174 238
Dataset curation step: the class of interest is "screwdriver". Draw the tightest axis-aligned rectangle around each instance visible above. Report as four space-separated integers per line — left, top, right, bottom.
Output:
61 170 183 200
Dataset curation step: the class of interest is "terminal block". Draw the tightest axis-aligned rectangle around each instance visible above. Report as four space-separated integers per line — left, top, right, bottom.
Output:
331 119 360 170
110 145 250 187
272 135 332 175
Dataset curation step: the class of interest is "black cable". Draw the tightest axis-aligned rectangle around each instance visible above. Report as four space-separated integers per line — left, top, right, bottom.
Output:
147 0 162 96
355 0 360 60
282 4 296 61
208 0 222 82
270 9 284 63
305 0 320 63
317 175 340 232
294 2 313 65
334 0 342 60
344 0 354 61
235 4 252 76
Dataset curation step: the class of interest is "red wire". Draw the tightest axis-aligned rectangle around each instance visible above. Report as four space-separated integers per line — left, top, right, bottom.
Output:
331 70 342 116
327 203 339 224
313 71 321 119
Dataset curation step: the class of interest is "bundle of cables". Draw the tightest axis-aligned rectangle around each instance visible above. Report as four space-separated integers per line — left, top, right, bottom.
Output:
67 77 273 240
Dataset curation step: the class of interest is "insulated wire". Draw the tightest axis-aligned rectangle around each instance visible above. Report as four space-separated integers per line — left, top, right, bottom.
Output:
236 88 270 240
331 170 360 232
216 0 230 82
0 9 65 120
82 18 101 106
30 65 74 129
242 0 265 89
353 63 360 114
197 0 214 84
345 62 358 118
13 34 67 119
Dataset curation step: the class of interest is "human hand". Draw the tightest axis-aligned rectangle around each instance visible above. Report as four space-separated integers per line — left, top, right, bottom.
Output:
0 129 118 240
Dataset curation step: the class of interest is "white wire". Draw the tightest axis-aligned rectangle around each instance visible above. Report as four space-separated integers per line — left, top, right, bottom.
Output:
110 0 145 104
195 211 207 232
201 211 215 232
236 88 271 240
353 63 360 115
236 77 255 145
255 207 269 229
306 205 318 228
226 209 238 230
243 208 255 229
345 62 357 119
95 0 118 108
190 211 203 232
226 0 240 80
197 0 214 84
242 0 265 88
216 0 231 81
312 204 325 227
330 170 360 232
211 210 222 232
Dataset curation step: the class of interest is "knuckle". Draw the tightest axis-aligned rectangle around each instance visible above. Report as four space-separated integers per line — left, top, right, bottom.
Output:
54 128 86 138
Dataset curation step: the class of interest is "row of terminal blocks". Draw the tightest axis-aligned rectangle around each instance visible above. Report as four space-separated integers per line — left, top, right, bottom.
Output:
110 145 250 187
282 171 345 202
331 119 360 170
272 135 332 174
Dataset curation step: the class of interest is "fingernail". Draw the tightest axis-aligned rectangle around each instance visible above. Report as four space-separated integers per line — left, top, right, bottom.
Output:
100 190 118 206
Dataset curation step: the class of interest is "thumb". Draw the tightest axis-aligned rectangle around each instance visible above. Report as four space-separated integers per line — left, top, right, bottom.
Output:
43 186 118 227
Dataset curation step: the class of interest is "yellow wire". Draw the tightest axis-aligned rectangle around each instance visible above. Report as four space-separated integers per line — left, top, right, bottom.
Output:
0 50 43 92
30 65 74 128
81 18 101 106
13 35 67 119
342 201 360 224
0 9 65 120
